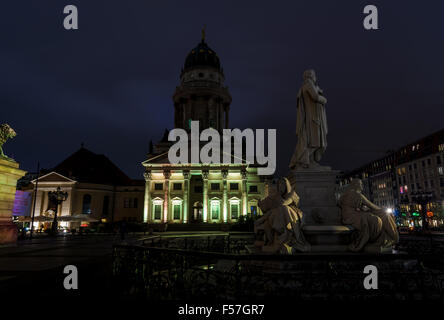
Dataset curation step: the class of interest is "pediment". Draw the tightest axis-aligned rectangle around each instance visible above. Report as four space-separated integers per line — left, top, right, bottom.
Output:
32 171 76 184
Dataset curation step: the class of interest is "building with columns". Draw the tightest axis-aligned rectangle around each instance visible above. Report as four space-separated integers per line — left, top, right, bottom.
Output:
142 33 268 224
20 147 145 229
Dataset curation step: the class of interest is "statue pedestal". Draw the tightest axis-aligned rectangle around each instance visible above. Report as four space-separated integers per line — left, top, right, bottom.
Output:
288 167 350 252
0 159 26 245
288 167 341 225
302 225 353 252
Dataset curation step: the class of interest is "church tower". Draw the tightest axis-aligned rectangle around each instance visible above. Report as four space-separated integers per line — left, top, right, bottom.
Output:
173 28 232 132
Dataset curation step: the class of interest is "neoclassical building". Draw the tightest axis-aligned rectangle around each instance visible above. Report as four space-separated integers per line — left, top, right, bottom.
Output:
20 147 145 229
142 33 268 224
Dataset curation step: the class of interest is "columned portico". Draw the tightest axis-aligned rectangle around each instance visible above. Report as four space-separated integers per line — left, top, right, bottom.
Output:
141 34 266 226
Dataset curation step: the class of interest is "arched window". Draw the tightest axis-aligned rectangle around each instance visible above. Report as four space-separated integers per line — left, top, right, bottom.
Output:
82 194 92 214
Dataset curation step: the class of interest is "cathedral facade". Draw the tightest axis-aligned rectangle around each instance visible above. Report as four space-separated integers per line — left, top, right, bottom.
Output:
142 34 268 224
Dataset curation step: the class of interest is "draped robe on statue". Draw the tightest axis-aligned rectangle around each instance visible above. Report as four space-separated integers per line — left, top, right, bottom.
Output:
290 74 328 168
339 182 399 252
255 178 310 254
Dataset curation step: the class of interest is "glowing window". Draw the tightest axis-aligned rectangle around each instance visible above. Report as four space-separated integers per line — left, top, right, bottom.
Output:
173 204 181 220
211 201 220 220
230 203 239 219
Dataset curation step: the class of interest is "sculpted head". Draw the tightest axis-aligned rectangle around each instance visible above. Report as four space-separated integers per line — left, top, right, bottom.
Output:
303 69 316 83
350 178 364 192
1 124 16 140
277 177 292 196
269 177 291 197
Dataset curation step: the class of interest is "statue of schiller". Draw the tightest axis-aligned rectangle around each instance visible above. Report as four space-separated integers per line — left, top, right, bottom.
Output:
290 70 328 169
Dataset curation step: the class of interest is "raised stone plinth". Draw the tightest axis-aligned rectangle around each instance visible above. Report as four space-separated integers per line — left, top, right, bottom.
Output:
0 158 26 245
288 167 340 225
303 225 353 252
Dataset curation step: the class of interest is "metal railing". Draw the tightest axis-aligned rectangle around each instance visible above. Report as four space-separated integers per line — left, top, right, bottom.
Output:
136 233 253 254
112 240 444 300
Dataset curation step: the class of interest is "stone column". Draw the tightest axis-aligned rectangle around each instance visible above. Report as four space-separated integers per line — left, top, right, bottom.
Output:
143 170 152 223
42 191 49 213
67 187 74 216
163 170 170 223
222 169 228 222
0 159 26 244
183 170 190 223
202 170 209 222
241 169 248 216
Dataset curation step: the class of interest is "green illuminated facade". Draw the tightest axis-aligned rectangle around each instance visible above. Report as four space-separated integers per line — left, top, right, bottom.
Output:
142 35 268 224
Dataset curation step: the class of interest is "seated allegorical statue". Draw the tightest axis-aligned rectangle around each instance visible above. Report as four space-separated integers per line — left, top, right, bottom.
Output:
254 177 310 254
339 179 399 252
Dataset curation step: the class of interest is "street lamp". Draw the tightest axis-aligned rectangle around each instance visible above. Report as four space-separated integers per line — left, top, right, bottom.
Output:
410 190 434 232
48 186 68 236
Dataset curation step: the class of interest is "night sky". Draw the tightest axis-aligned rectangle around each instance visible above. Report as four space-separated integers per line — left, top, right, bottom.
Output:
2 1 443 179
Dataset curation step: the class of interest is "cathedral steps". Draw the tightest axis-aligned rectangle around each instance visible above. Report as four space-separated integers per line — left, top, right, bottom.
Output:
165 223 227 232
